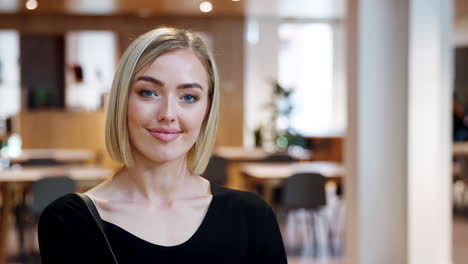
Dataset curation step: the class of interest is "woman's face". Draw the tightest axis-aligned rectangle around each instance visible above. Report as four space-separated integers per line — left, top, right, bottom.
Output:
127 49 210 165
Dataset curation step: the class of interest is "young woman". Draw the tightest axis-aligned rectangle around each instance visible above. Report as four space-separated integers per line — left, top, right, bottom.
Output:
38 27 287 264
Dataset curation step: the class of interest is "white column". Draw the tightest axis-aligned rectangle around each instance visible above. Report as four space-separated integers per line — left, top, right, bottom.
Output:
408 0 453 263
345 0 452 263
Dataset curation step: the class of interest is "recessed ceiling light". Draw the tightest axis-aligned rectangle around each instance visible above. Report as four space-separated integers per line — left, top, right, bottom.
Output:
199 2 213 13
25 0 38 10
232 0 240 1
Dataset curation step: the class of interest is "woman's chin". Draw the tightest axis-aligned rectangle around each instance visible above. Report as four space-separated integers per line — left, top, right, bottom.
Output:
130 144 192 166
143 151 187 165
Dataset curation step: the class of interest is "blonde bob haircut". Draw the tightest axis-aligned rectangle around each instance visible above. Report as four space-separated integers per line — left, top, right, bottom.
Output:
105 27 219 175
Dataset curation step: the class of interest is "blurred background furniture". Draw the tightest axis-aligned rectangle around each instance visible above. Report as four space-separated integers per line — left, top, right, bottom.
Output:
281 173 326 209
202 154 228 186
214 147 271 189
214 146 311 190
10 149 95 166
0 166 111 264
453 142 468 156
14 176 76 260
241 161 344 205
280 173 328 257
453 143 468 215
250 152 298 201
261 152 297 162
15 158 69 167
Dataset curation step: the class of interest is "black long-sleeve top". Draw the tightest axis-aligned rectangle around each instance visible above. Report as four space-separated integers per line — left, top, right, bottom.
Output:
38 182 287 264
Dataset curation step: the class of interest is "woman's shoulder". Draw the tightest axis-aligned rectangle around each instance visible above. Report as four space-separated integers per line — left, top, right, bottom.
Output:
211 183 271 212
38 193 102 244
38 194 115 262
39 193 92 225
42 193 85 213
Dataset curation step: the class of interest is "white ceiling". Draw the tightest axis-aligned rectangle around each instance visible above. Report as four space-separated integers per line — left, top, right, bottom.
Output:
0 0 345 18
246 0 345 19
0 0 466 19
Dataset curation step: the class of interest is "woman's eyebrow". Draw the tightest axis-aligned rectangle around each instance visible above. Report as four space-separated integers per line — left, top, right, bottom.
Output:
136 76 164 86
177 83 203 90
136 76 204 91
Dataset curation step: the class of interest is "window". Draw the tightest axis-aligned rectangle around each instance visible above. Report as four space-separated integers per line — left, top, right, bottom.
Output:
0 30 20 118
278 23 344 136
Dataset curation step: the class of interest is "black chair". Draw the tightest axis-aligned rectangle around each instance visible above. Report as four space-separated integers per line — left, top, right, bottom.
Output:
262 152 296 163
281 173 326 210
14 176 76 259
202 155 228 186
16 158 69 167
256 153 297 200
12 157 71 260
280 173 327 256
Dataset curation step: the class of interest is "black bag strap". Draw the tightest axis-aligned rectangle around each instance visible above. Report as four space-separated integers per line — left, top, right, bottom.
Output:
75 193 119 264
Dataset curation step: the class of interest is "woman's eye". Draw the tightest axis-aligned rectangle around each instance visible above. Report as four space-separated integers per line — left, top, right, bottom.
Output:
139 90 157 97
181 94 198 103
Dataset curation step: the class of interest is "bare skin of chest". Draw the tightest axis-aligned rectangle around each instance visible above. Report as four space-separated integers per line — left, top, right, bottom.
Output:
94 196 213 247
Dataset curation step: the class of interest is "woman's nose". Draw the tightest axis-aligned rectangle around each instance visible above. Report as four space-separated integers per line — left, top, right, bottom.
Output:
157 98 176 122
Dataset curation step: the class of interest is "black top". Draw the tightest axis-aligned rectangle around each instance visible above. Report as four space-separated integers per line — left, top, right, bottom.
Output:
38 183 287 264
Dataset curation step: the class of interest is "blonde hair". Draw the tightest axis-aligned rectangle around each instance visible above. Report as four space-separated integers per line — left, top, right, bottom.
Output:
105 27 219 175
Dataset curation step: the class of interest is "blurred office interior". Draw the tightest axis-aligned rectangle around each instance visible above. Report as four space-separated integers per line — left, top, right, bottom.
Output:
0 0 466 263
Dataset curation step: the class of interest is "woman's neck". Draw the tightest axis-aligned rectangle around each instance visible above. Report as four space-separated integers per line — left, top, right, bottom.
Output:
109 154 206 204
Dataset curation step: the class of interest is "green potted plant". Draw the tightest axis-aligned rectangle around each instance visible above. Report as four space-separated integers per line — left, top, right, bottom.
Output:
256 80 305 151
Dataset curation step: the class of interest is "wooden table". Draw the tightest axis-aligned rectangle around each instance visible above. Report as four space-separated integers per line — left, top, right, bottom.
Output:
214 147 270 161
214 146 312 189
9 149 95 164
240 161 345 205
214 146 312 161
0 166 112 264
453 142 468 156
213 147 269 189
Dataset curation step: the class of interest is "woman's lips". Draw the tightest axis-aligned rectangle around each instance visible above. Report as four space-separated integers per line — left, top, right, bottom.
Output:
147 129 181 142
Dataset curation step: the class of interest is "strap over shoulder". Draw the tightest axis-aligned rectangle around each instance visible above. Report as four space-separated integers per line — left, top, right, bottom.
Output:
75 193 105 230
75 193 119 264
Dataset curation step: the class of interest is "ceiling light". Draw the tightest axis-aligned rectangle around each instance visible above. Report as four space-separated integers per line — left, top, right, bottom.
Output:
232 0 240 1
25 0 38 10
199 2 213 13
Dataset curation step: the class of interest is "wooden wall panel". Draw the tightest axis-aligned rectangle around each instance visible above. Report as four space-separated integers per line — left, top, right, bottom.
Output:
306 136 344 162
19 111 120 170
210 19 245 147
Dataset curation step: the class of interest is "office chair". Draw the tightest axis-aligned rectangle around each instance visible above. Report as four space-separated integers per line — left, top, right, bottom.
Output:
281 173 328 257
202 154 228 186
14 176 76 259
